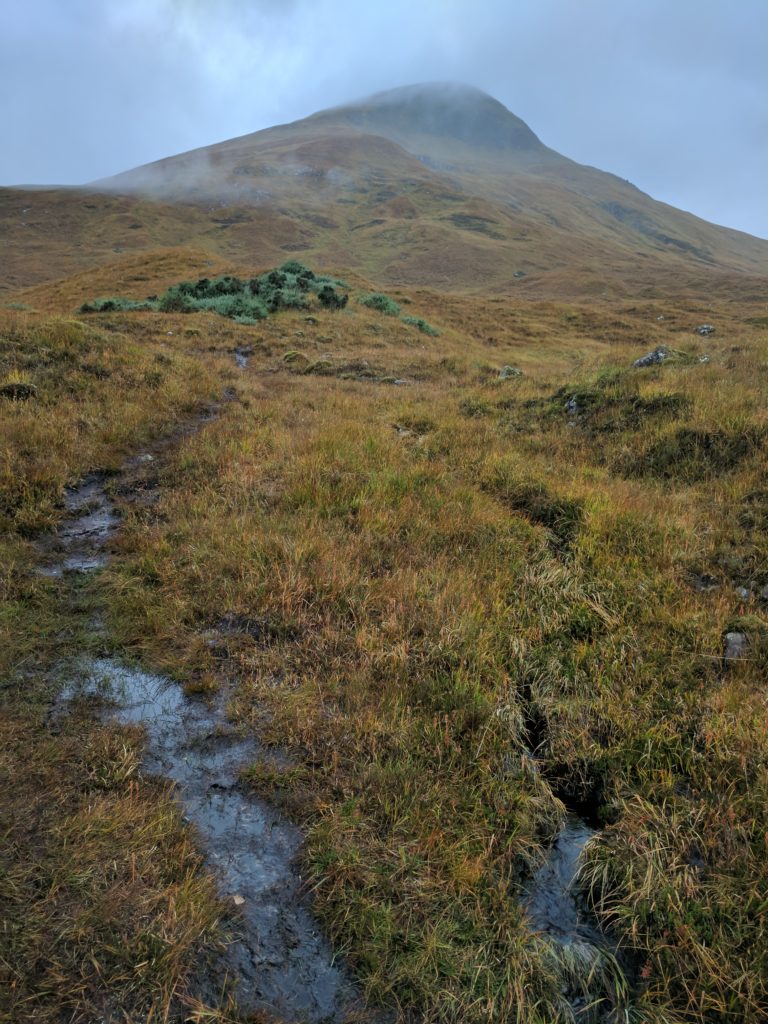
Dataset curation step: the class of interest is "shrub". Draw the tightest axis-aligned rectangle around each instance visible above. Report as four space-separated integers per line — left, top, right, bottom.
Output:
79 297 155 313
318 285 348 310
157 288 195 313
80 264 346 324
359 292 401 316
402 315 439 336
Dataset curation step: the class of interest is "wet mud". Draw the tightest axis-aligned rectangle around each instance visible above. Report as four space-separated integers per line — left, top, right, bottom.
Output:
62 659 358 1021
41 402 370 1022
36 473 120 576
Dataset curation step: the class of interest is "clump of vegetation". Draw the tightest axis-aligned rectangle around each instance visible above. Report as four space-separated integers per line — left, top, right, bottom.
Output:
80 262 349 323
401 315 440 336
318 284 349 309
548 371 690 433
79 296 156 313
618 425 765 481
358 291 401 316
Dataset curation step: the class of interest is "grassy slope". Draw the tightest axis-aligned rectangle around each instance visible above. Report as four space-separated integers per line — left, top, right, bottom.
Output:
4 115 767 304
2 260 768 1021
0 310 246 1023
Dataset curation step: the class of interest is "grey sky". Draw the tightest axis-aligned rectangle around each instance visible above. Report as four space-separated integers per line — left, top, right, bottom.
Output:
2 0 766 238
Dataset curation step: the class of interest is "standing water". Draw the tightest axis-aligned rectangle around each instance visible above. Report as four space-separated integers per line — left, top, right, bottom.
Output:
524 813 602 946
63 659 357 1021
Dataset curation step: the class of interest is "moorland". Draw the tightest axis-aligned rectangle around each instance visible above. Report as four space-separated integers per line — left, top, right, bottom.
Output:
2 84 768 1024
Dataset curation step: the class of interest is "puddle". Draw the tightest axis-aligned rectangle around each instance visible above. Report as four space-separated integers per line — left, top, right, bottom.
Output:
36 474 119 576
62 659 357 1021
524 813 603 946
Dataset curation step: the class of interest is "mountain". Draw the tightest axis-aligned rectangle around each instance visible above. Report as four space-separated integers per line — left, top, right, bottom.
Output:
3 83 767 299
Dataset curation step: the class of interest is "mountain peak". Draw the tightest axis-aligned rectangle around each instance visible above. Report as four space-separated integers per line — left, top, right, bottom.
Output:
314 81 543 153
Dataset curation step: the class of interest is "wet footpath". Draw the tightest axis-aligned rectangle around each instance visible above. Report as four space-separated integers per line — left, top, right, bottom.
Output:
41 400 368 1023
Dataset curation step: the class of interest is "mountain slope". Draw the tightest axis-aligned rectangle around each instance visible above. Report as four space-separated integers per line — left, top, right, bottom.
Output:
3 83 766 299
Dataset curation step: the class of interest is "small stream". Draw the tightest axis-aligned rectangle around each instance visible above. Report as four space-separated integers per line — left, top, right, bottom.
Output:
524 813 602 947
41 408 365 1022
522 798 628 1020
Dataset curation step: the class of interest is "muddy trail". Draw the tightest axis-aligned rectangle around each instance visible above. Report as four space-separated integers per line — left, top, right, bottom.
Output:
40 392 370 1023
37 371 624 1021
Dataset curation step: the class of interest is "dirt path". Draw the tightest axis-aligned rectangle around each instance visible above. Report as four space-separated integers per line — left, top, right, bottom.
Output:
42 398 371 1022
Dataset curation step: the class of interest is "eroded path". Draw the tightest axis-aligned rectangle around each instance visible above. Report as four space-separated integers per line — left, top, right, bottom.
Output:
42 401 366 1023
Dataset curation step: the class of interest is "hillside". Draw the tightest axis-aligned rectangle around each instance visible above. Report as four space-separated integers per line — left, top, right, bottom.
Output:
4 80 768 1024
2 83 766 300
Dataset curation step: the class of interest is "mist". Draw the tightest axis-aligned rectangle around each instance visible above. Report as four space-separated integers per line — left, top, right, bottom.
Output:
2 0 766 237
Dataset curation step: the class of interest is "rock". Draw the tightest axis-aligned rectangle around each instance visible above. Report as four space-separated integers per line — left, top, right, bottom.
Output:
734 586 752 600
499 365 522 380
697 324 715 336
632 346 669 368
232 894 246 907
760 585 768 602
698 354 711 364
0 381 37 400
392 379 409 386
723 631 748 661
564 395 580 415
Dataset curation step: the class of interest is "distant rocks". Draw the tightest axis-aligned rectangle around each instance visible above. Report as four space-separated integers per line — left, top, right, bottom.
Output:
632 346 669 368
632 346 709 368
499 365 522 380
723 631 749 661
697 324 715 336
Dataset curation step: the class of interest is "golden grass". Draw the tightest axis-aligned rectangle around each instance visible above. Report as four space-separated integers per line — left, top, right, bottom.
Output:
3 275 768 1021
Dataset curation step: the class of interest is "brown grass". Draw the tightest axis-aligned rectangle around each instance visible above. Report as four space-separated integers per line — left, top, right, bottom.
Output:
3 266 768 1021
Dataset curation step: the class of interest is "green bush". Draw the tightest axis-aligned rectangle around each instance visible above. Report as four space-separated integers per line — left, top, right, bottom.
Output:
318 285 348 310
402 315 439 336
359 292 401 317
79 264 348 324
79 297 155 313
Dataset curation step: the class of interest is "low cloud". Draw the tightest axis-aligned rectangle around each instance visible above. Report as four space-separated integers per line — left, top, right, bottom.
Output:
2 0 766 236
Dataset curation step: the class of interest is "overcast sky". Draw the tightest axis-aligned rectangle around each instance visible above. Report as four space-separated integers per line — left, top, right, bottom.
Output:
2 0 766 238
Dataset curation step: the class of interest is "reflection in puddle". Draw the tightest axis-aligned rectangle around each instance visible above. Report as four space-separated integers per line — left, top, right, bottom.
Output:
62 658 357 1021
524 814 601 945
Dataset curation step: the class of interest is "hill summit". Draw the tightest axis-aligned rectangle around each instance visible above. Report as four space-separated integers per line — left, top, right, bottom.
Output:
2 82 767 299
312 82 545 154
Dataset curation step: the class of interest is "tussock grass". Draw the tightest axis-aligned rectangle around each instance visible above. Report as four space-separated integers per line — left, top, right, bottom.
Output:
5 283 768 1020
0 309 230 1022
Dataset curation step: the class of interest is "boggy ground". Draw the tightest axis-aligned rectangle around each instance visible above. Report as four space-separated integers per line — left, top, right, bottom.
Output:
2 276 768 1023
